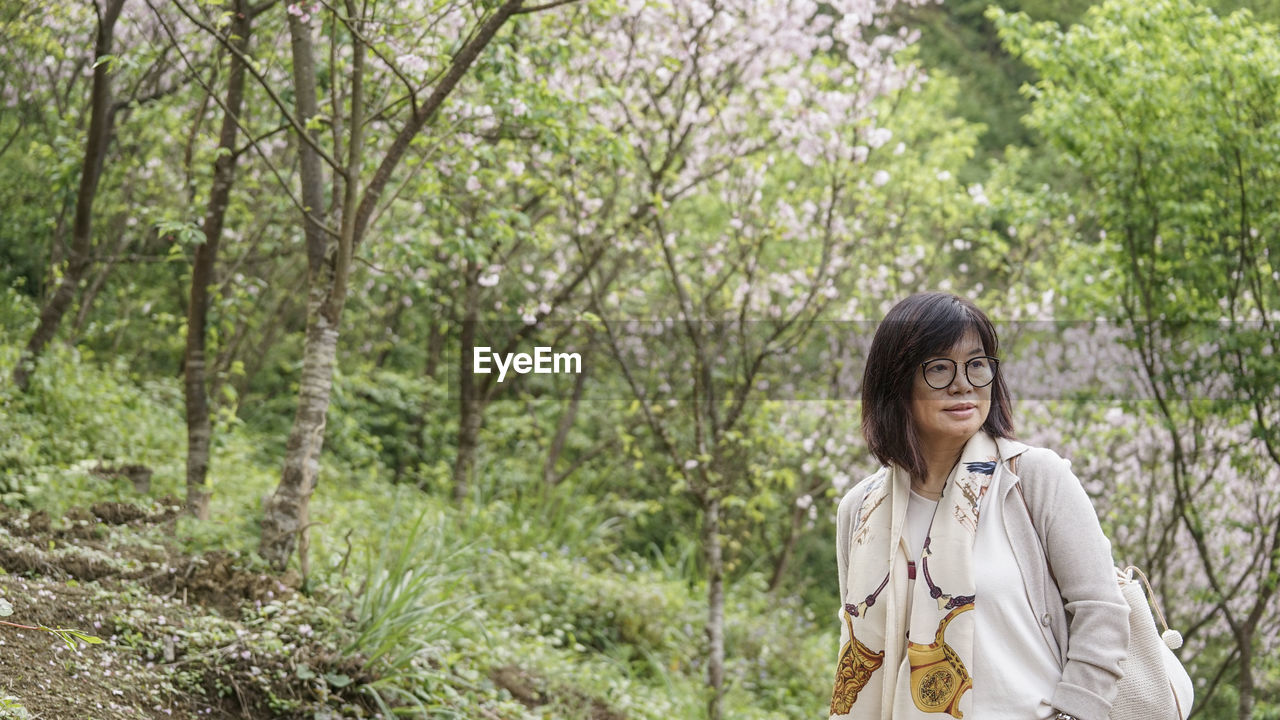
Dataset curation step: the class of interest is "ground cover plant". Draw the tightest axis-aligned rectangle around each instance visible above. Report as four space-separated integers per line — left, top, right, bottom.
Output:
0 331 841 718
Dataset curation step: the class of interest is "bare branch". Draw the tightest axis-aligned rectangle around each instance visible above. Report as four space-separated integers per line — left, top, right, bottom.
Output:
166 0 348 178
314 0 420 117
232 122 291 159
143 0 340 240
0 116 24 160
352 0 527 248
513 0 582 15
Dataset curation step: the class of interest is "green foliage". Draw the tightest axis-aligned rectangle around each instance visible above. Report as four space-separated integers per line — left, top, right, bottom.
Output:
342 506 481 716
0 322 845 717
0 319 842 716
0 694 33 720
0 326 186 505
995 0 1280 438
899 0 1094 166
995 2 1280 714
323 365 442 481
898 0 1280 184
0 614 105 650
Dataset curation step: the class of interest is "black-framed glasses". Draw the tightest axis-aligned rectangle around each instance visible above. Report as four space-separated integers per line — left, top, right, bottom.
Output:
919 356 999 389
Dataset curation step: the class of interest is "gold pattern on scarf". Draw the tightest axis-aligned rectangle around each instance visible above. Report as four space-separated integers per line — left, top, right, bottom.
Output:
906 604 974 718
829 613 884 715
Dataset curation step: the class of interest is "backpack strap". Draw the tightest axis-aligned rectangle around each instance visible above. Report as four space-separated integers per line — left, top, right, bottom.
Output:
1010 454 1059 587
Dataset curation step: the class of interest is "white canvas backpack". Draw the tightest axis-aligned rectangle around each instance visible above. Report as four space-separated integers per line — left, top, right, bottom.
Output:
1012 453 1194 720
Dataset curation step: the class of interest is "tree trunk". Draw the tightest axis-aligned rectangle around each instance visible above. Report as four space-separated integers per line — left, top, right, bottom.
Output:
425 315 447 381
185 0 253 521
454 266 482 501
544 365 587 484
13 0 126 391
68 227 130 343
1237 635 1253 720
260 294 340 568
261 0 526 562
259 7 338 570
768 500 806 593
705 495 726 720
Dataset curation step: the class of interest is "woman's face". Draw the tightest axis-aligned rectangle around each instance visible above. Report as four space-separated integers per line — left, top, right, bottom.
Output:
909 328 993 450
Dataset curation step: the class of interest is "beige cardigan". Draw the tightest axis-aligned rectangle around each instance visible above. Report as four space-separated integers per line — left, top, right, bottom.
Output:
834 437 1130 720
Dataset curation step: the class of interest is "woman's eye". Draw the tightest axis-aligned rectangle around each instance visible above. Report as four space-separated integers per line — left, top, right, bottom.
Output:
969 359 988 370
927 363 948 374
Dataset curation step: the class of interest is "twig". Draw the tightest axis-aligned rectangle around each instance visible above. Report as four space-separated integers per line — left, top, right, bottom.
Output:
0 117 24 160
338 527 355 579
0 620 104 648
313 0 420 116
166 0 348 177
141 0 342 241
514 0 582 14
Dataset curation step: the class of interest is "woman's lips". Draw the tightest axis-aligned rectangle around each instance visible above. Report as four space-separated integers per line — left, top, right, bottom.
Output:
943 406 976 419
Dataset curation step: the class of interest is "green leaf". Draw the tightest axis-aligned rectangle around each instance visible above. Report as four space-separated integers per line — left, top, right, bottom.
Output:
0 599 12 617
66 630 104 645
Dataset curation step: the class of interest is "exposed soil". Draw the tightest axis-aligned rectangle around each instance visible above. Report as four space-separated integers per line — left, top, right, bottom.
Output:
0 499 626 720
0 501 376 720
0 499 293 617
0 574 209 719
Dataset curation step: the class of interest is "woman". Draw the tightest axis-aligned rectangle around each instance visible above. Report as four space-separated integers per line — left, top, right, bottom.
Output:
829 292 1129 720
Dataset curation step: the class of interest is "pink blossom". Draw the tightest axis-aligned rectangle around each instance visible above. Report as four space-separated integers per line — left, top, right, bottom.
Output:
287 3 313 24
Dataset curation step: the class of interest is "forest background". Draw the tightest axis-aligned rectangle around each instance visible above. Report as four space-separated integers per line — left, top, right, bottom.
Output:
1 0 1278 718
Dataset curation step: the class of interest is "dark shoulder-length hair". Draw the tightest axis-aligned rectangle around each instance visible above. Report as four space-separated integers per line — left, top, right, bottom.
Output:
861 292 1015 481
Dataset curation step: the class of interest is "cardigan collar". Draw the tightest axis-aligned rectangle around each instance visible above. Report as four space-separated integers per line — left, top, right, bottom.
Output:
995 436 1032 470
992 436 1035 504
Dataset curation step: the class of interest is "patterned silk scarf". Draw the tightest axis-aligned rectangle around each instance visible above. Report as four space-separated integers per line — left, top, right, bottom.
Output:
830 430 1000 720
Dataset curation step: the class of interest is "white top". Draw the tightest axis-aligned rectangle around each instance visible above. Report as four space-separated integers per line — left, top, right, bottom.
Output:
972 484 1062 719
905 488 937 562
903 489 938 621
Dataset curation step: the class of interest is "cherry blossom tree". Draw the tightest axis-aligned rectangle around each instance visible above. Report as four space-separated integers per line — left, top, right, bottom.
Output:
161 0 592 569
539 0 948 715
